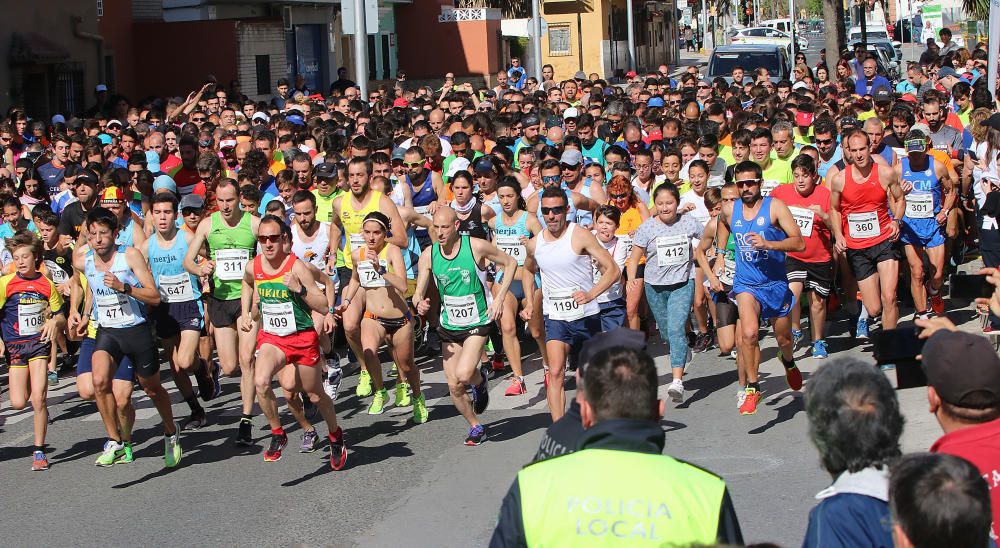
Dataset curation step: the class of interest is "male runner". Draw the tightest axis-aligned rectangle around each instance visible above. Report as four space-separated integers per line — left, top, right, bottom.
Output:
145 193 218 430
412 207 517 445
72 207 181 467
523 187 620 421
184 179 260 444
895 128 954 318
830 132 906 339
711 161 804 416
240 215 347 469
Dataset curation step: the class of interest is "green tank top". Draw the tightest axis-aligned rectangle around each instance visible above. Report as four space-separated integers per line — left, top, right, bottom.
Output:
206 211 256 301
431 235 490 331
253 255 313 335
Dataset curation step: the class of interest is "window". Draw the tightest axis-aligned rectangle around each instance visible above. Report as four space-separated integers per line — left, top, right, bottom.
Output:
255 55 271 95
548 25 571 56
97 0 104 16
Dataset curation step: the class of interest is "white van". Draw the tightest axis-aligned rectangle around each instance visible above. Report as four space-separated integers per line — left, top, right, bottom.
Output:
760 18 793 34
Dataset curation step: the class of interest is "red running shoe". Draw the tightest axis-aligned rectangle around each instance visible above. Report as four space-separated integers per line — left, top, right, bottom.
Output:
781 355 803 391
328 428 347 471
263 433 288 462
739 389 761 415
504 377 527 396
930 294 945 316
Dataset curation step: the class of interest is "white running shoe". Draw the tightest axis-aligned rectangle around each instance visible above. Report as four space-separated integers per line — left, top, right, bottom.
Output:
667 379 684 403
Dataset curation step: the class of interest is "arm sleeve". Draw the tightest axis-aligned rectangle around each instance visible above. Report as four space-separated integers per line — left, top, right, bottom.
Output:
489 478 527 548
715 487 744 545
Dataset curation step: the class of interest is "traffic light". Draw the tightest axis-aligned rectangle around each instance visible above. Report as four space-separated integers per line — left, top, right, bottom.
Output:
739 0 751 25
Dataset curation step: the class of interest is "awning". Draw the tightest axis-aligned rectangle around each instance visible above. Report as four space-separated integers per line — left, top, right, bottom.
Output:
8 32 72 65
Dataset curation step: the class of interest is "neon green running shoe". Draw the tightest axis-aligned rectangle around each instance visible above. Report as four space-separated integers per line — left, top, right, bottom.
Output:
356 369 373 397
388 362 398 377
394 382 411 407
117 442 134 464
412 394 429 424
164 434 182 468
485 338 495 354
95 440 125 467
367 388 388 415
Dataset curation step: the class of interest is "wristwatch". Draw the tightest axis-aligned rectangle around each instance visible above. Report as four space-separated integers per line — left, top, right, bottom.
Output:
122 283 132 295
328 306 337 314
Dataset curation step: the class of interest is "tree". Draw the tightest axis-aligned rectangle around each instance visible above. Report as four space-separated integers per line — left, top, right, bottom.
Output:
805 0 823 17
961 0 988 21
823 0 846 69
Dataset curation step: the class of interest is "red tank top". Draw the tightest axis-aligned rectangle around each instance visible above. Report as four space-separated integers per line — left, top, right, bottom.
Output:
840 164 892 249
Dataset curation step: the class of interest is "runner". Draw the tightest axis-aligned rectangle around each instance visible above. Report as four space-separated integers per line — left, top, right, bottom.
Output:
680 160 715 352
605 175 649 331
341 212 427 421
523 186 620 421
145 193 218 431
412 207 517 445
240 215 347 469
489 177 548 395
72 207 181 467
627 182 704 403
591 205 630 331
0 230 66 470
896 128 954 318
184 179 260 445
712 161 805 415
33 205 73 384
771 155 835 358
830 131 906 339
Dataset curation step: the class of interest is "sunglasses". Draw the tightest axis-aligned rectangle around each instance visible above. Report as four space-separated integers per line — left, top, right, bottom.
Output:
560 163 580 171
734 178 760 187
540 206 567 215
815 138 834 145
609 192 629 200
257 234 282 243
191 117 206 122
181 208 204 215
541 175 561 184
403 161 424 168
199 140 213 147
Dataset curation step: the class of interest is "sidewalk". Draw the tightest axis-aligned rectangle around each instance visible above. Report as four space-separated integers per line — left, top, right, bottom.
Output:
669 50 712 77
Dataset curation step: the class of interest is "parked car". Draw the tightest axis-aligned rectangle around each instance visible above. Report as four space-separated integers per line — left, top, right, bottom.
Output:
848 26 903 60
731 27 809 51
708 44 792 83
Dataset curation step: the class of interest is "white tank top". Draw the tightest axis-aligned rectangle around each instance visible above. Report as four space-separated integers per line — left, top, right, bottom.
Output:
291 221 330 271
535 223 600 320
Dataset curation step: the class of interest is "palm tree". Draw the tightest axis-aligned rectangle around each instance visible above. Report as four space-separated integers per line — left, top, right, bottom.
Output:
961 0 987 21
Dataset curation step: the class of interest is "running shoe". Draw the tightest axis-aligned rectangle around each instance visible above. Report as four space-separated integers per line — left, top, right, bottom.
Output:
329 428 347 470
915 311 933 321
692 332 712 353
394 382 412 407
472 372 490 414
490 352 506 371
667 379 684 403
812 339 829 359
781 355 803 391
367 388 388 415
356 369 373 398
388 362 398 378
196 362 216 402
118 442 134 463
855 317 869 339
263 432 288 462
32 450 49 471
504 377 527 396
324 365 343 401
880 363 896 372
236 417 253 446
300 429 319 453
164 433 182 468
95 440 126 467
47 370 58 386
182 411 207 431
736 388 747 409
930 294 945 316
465 424 486 446
208 361 222 401
412 394 429 424
739 388 762 415
791 329 803 346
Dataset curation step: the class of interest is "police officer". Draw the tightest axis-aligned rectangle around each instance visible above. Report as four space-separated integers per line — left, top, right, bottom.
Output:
491 347 743 547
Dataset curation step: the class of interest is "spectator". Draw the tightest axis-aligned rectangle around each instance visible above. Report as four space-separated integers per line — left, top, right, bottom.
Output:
492 347 742 547
889 452 992 547
507 57 526 91
938 28 958 57
919 37 940 66
802 358 902 547
917 327 1000 539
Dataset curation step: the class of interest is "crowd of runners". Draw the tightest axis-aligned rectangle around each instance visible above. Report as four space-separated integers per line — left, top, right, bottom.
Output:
0 42 997 473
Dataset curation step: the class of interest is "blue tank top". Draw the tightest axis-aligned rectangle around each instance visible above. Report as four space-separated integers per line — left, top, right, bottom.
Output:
494 211 539 285
146 233 203 305
85 249 147 328
565 179 594 226
535 188 578 225
731 197 787 287
407 171 437 237
818 148 843 180
901 156 942 214
483 194 502 218
116 217 135 249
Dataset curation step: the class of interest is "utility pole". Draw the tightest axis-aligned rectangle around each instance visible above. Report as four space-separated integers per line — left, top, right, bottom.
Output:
789 0 796 56
352 0 368 96
859 0 868 49
532 0 543 81
626 0 637 71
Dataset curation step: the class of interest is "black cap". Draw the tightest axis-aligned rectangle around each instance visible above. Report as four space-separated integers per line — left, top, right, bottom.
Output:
924 330 1000 407
313 162 337 179
521 114 540 127
981 113 1000 131
578 328 647 375
66 118 83 130
545 115 563 129
873 88 893 104
76 170 98 185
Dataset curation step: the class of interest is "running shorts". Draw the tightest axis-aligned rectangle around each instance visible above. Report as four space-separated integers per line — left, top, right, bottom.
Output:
598 298 627 332
437 323 494 344
94 324 159 378
257 328 320 366
732 280 795 320
900 218 945 249
846 238 899 281
152 300 204 339
6 338 49 367
205 295 242 328
76 336 135 381
712 289 738 328
785 257 834 297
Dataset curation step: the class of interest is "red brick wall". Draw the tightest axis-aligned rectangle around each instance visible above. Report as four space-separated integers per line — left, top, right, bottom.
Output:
99 0 137 99
395 1 500 80
131 20 239 100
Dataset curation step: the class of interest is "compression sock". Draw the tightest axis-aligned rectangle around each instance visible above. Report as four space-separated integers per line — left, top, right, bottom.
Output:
186 396 204 414
747 381 760 392
271 427 285 437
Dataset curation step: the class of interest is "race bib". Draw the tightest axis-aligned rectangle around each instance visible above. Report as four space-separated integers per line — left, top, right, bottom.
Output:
618 234 634 259
547 287 586 322
788 206 815 238
44 260 68 284
443 294 480 327
262 301 295 336
847 211 879 239
348 233 366 254
495 235 526 266
96 292 134 328
215 249 249 281
761 180 781 197
414 205 434 221
357 259 389 288
18 302 45 337
656 235 690 267
718 257 736 286
905 193 934 219
158 272 194 303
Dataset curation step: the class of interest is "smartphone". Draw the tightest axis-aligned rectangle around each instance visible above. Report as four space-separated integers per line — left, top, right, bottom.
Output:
950 274 993 300
874 327 924 364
